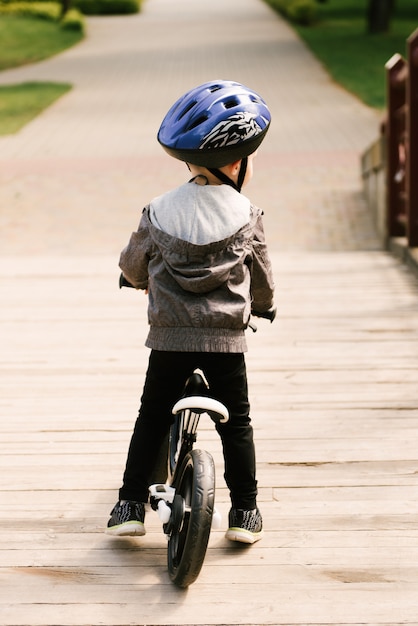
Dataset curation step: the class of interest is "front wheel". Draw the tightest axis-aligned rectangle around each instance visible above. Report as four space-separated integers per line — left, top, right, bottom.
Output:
167 448 215 588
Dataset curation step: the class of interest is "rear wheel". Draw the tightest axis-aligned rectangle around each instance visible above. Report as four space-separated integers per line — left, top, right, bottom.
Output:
167 448 215 588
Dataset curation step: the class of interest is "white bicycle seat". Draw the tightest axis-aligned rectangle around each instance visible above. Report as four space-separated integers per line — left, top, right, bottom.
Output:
172 395 229 424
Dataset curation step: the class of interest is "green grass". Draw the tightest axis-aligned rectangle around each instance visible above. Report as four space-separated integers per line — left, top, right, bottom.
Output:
0 15 82 134
0 15 83 71
280 0 418 109
0 82 72 134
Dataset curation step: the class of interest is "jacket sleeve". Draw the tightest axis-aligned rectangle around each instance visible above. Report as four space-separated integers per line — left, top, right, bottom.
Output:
250 210 275 312
119 209 152 290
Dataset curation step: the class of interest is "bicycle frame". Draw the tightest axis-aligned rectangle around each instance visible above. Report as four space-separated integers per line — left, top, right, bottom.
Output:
149 370 229 527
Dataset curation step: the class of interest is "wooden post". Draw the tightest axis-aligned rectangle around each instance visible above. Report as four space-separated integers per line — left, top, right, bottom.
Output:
406 29 418 247
385 53 407 240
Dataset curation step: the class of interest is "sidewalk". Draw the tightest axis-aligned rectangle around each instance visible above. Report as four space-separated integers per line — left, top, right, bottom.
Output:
2 1 418 625
0 0 381 254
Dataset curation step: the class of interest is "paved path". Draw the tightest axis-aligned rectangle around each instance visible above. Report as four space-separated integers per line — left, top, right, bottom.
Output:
2 1 418 625
0 0 381 254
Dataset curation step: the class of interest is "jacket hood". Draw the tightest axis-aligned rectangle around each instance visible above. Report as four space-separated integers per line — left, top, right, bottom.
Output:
144 209 255 294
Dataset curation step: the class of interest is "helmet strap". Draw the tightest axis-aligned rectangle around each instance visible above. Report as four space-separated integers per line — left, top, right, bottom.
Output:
237 157 248 191
208 157 248 193
188 174 209 185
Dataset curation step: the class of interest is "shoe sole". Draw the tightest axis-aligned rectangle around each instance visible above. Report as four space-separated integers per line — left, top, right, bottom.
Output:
106 521 146 537
225 527 264 544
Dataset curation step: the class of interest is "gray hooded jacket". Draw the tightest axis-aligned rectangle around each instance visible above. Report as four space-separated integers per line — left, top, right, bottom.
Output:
119 182 274 353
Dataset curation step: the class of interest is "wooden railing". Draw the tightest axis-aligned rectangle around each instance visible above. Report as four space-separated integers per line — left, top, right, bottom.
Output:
362 28 418 270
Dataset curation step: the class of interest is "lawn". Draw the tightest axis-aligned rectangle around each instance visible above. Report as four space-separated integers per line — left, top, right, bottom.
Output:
275 0 418 109
0 15 83 71
0 82 72 135
0 15 83 134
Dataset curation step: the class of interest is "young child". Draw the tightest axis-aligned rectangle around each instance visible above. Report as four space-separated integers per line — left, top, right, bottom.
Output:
106 80 275 544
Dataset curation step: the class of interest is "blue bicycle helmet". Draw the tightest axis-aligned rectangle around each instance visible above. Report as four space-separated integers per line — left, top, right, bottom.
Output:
158 80 271 191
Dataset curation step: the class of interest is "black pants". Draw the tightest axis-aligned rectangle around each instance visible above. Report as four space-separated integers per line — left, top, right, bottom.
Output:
119 350 258 509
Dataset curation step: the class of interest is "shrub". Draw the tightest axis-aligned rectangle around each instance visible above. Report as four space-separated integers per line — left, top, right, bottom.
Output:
0 0 141 14
265 0 291 16
286 0 318 25
0 2 85 32
0 2 61 20
60 7 84 31
264 0 318 25
71 0 140 15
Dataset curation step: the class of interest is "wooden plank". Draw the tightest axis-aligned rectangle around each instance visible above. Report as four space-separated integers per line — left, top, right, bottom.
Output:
1 588 418 626
3 541 418 568
3 437 418 462
3 527 418 550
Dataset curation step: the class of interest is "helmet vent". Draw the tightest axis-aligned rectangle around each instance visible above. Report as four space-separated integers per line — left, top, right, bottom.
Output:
178 100 197 121
209 85 222 92
187 115 208 131
224 98 238 109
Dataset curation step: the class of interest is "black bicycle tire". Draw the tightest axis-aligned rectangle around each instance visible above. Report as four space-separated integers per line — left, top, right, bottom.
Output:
167 448 215 588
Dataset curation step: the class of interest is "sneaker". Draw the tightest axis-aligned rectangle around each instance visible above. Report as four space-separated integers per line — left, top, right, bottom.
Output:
225 507 264 544
106 501 146 536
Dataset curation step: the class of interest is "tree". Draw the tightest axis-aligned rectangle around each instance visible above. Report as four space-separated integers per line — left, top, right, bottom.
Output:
367 0 395 34
60 0 71 16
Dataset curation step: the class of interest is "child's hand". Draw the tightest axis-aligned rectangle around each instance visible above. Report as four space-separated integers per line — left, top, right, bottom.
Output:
119 273 148 292
251 306 276 322
119 273 135 289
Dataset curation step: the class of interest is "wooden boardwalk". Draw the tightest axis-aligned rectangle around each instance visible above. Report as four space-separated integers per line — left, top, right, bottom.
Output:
1 250 418 625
